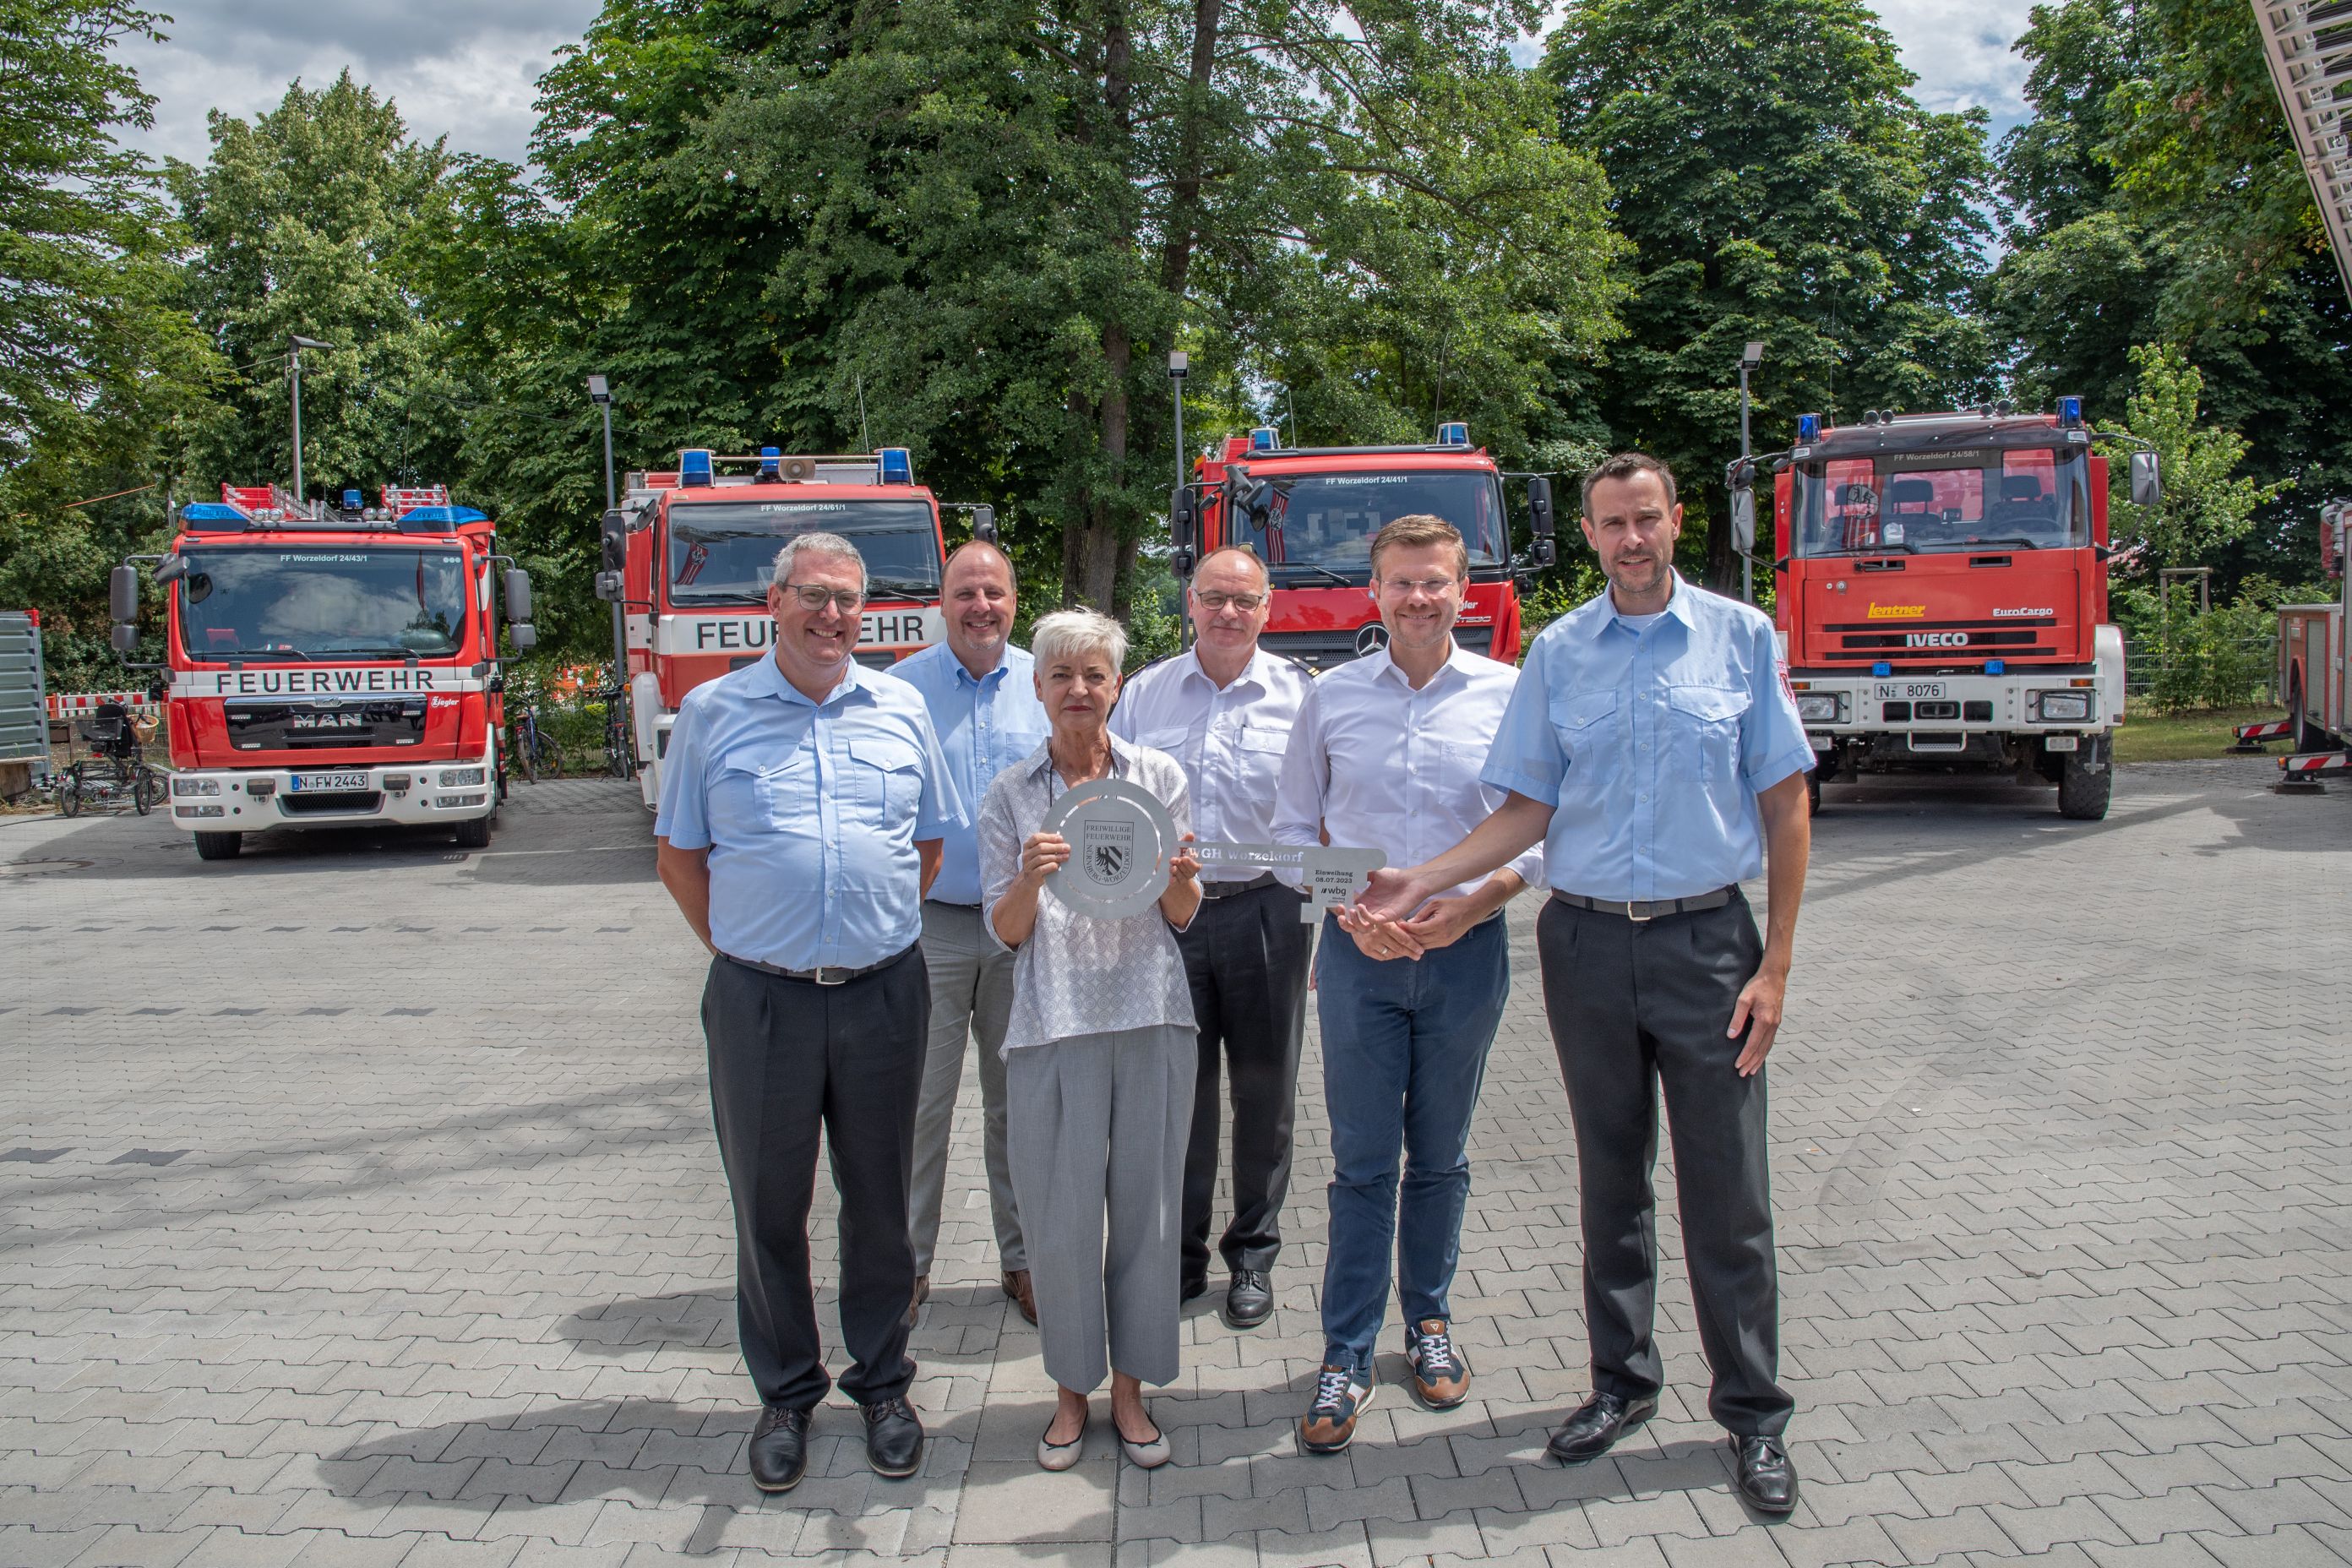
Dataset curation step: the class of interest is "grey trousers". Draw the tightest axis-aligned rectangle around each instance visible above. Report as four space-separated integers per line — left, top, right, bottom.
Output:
1006 1025 1196 1393
910 902 1024 1276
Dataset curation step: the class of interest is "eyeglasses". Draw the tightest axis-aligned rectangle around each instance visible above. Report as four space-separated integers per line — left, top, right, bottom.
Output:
1195 591 1266 612
780 583 865 613
1376 576 1458 597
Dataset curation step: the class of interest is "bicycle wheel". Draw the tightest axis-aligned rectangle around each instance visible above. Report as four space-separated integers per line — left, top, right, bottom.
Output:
57 765 84 818
515 719 536 784
535 729 564 778
133 767 162 815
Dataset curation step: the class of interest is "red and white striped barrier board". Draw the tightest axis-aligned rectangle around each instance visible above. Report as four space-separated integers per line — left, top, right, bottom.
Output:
2235 718 2294 743
2280 751 2350 775
47 692 160 717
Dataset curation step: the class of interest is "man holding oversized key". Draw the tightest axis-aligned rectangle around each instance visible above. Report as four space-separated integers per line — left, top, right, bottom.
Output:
1352 455 1814 1513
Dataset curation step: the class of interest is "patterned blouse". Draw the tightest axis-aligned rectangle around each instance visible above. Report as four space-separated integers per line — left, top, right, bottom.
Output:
978 733 1198 1053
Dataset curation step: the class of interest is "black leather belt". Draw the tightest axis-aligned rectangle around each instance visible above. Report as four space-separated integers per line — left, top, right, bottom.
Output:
1551 887 1736 923
721 943 917 986
1200 872 1279 900
925 899 983 911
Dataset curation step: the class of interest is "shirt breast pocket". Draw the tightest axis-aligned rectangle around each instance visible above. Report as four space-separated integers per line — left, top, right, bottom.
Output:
1237 721 1292 780
1665 685 1751 785
850 735 926 820
714 749 811 836
1549 690 1620 770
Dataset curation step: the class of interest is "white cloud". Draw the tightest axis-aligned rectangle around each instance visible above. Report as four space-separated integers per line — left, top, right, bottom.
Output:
1875 0 2040 139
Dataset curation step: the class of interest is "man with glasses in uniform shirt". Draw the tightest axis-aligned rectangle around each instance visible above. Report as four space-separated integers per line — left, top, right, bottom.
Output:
656 532 963 1494
1353 455 1814 1514
1110 545 1313 1330
890 540 1050 1326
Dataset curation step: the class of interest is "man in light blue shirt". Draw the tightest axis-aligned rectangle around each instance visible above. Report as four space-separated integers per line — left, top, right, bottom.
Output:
1353 454 1812 1514
885 541 1050 1326
656 532 962 1494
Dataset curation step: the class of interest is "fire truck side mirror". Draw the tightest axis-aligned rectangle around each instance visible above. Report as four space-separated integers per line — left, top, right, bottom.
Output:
109 564 139 624
111 622 139 653
509 623 539 651
972 504 999 544
1526 477 1556 568
1730 487 1757 556
503 569 535 623
594 571 624 602
2129 451 2161 509
1169 486 1197 552
600 509 629 571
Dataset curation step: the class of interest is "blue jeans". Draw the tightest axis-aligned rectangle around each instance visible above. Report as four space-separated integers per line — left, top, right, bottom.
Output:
1316 911 1511 1376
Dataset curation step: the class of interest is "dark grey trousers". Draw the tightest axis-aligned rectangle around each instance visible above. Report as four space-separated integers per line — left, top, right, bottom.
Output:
701 948 928 1413
1535 893 1793 1437
1175 881 1313 1280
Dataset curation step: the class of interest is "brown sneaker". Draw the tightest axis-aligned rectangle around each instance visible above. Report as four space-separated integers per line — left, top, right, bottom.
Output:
1298 1363 1375 1454
1002 1269 1037 1325
1404 1318 1471 1410
905 1274 929 1329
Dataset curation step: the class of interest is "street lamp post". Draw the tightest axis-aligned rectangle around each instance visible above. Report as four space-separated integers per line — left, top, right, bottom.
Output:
587 374 623 670
1168 351 1192 653
1737 340 1764 603
288 335 335 504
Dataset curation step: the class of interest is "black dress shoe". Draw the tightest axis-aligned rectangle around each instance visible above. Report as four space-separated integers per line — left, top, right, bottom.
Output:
1733 1435 1798 1513
747 1403 810 1492
1224 1269 1273 1329
1545 1391 1658 1465
862 1395 925 1478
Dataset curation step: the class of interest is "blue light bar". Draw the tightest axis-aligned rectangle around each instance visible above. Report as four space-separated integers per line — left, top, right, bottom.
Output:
1985 659 2006 675
878 447 913 485
181 503 248 523
1798 413 1822 442
678 449 714 487
341 488 362 510
1872 661 1892 678
758 446 781 480
2057 395 2083 427
400 506 488 524
1436 421 1469 447
1250 427 1279 451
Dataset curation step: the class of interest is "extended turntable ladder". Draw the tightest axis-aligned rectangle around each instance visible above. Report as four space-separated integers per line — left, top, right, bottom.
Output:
2254 0 2352 304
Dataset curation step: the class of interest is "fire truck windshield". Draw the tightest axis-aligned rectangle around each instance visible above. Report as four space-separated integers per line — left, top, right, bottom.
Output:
1791 448 2090 557
667 499 942 605
177 547 467 660
1238 471 1506 581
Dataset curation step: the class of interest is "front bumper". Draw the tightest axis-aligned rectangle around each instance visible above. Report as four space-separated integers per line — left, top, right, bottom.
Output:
166 756 496 832
1794 670 2116 748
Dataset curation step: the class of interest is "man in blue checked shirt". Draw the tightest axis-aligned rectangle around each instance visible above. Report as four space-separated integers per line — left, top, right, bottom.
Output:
656 532 963 1494
1353 454 1814 1515
887 541 1051 1328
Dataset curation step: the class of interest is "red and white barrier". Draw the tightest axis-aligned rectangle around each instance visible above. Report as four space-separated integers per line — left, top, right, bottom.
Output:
2280 751 2349 775
2235 718 2293 743
46 692 161 717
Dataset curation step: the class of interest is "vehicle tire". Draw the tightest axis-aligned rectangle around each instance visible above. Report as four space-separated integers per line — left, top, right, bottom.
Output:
57 765 83 818
453 811 493 849
1805 771 1821 816
2057 749 2111 820
193 831 242 860
2292 677 2332 754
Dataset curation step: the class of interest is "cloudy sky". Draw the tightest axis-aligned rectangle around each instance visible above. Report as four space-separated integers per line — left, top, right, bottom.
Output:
118 0 2040 173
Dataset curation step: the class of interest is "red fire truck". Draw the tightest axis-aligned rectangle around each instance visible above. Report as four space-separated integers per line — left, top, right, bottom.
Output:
1169 422 1554 669
1734 400 2159 819
108 483 539 860
596 447 981 810
2266 501 2349 775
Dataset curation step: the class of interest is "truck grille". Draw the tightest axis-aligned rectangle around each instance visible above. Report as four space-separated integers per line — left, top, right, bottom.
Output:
226 698 428 751
1815 614 2061 667
1258 624 1494 672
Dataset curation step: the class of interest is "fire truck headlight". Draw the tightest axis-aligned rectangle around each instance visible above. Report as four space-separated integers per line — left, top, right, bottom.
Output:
2034 690 2093 722
440 767 487 787
171 776 221 798
1796 693 1843 723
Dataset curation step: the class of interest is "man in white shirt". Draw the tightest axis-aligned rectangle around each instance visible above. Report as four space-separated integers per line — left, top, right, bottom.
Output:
1271 515 1540 1455
1109 546 1314 1329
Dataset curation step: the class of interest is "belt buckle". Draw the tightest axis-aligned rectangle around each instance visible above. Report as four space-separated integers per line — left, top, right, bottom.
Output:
814 966 849 986
1625 899 1653 923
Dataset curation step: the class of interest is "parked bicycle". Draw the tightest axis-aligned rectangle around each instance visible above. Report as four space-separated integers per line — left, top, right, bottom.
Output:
57 712 163 818
601 682 635 781
509 705 562 784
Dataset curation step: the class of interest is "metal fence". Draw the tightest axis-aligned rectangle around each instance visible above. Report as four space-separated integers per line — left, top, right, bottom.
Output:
0 612 50 786
2122 633 2278 707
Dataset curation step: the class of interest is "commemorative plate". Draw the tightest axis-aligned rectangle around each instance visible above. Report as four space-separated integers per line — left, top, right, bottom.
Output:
1040 777 1177 920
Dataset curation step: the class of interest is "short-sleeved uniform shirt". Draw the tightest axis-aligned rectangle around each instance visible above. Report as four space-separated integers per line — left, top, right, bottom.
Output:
656 654 963 971
1480 574 1813 903
886 640 1051 906
1108 646 1311 851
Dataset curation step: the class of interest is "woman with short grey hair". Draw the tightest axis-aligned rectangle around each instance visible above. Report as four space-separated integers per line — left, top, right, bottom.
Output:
980 607 1200 1471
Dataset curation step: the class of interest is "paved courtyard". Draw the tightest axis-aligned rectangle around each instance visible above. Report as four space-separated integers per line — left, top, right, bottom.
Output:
4 759 2352 1567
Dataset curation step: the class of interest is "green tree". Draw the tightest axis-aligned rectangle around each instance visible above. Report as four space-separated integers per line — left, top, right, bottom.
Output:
167 72 462 503
2109 342 2289 570
1544 0 1997 586
692 0 1624 609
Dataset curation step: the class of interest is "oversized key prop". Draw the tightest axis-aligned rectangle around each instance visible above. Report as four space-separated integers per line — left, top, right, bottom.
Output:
1041 778 1384 923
